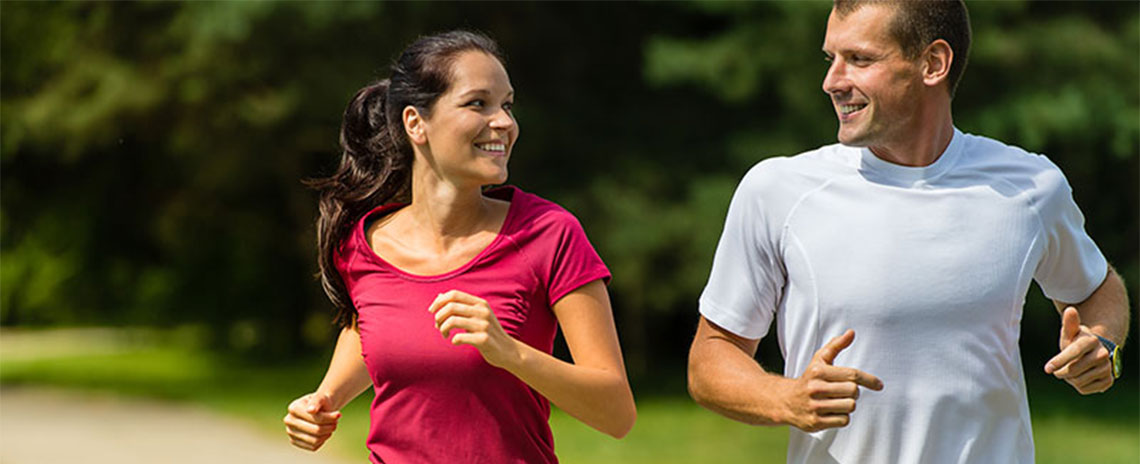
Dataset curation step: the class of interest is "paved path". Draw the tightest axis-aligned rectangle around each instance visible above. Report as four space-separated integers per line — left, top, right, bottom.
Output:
0 387 357 464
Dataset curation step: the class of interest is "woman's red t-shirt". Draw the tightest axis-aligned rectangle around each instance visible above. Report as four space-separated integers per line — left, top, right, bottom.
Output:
335 186 611 464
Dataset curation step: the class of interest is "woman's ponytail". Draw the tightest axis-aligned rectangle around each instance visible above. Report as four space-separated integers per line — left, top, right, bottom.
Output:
309 80 410 328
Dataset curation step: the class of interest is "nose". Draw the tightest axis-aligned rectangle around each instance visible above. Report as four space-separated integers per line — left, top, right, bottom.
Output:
822 58 847 97
489 107 516 132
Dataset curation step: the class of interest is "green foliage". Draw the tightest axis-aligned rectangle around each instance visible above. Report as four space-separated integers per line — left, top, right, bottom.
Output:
1 2 1136 377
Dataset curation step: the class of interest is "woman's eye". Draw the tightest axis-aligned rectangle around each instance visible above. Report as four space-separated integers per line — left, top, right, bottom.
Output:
502 101 513 111
467 100 485 108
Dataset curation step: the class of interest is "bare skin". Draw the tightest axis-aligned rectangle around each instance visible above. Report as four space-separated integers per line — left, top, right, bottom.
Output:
822 4 955 167
689 320 882 431
283 327 370 451
428 281 635 437
1045 266 1129 395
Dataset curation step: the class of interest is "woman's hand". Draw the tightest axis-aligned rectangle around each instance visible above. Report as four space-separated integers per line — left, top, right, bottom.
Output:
428 290 522 369
283 391 341 451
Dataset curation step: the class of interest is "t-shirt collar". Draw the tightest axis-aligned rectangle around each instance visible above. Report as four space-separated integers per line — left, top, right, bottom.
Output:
857 127 964 187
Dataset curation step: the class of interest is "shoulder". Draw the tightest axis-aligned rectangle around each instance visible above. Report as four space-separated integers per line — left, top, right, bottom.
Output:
735 144 853 207
957 132 1056 171
333 204 394 283
498 186 588 239
954 132 1074 203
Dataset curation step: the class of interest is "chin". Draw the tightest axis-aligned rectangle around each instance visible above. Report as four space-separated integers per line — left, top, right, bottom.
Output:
837 124 882 148
837 131 868 147
487 170 509 185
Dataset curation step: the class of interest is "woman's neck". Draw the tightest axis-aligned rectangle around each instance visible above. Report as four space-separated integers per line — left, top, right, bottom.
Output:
403 169 499 254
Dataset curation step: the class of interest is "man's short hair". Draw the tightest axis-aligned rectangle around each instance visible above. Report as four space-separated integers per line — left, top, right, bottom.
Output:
833 0 972 98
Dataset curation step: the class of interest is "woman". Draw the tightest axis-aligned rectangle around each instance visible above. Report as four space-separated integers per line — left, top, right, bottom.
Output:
283 31 636 463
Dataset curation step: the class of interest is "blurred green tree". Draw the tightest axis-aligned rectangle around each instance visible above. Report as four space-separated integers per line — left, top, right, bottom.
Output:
2 1 1135 378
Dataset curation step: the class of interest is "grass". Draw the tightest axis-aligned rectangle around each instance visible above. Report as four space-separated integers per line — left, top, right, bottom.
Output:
1 328 1137 463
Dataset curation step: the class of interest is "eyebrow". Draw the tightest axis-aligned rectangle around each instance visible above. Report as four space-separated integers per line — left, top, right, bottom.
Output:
456 88 515 99
822 45 880 57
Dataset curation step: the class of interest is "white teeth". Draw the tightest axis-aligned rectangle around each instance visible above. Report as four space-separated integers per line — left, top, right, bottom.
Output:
476 143 506 152
841 104 865 114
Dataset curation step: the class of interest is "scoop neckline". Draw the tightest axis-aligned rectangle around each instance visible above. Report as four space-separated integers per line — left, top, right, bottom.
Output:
355 186 519 282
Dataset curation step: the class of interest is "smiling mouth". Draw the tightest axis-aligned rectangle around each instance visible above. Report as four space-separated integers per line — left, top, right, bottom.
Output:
839 103 867 116
474 142 507 153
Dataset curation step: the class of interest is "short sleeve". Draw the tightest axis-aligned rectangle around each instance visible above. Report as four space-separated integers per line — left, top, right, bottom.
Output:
334 220 362 291
699 165 786 340
544 211 611 306
1032 165 1108 303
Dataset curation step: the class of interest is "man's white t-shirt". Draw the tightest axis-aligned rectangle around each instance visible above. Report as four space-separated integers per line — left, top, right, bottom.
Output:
699 128 1107 464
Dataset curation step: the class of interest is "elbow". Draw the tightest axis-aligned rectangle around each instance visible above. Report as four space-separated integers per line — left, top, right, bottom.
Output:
688 377 713 412
687 357 713 410
604 402 637 439
687 353 729 415
600 379 637 439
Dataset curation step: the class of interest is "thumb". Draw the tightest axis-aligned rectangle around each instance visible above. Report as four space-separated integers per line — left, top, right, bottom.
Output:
308 391 332 414
1059 307 1081 347
815 329 856 365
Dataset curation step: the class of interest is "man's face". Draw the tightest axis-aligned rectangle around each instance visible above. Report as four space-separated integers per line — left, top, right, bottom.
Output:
821 5 924 148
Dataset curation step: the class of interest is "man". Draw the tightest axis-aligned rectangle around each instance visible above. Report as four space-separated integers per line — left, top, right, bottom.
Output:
687 1 1130 463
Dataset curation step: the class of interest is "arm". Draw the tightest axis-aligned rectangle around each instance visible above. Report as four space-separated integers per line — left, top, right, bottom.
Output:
688 317 882 431
1046 265 1130 394
284 326 372 451
314 326 374 409
1052 265 1129 345
688 316 784 426
429 280 636 438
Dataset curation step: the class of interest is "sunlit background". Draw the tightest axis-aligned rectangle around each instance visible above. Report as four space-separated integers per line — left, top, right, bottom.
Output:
2 1 1137 463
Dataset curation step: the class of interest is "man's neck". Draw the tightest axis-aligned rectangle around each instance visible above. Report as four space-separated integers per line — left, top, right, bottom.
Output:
869 109 955 168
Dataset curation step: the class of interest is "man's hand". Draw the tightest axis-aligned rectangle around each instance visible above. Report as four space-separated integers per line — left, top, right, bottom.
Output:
1045 307 1115 395
783 329 884 432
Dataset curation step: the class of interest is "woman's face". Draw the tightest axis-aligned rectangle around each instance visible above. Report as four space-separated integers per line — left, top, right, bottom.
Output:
415 50 518 187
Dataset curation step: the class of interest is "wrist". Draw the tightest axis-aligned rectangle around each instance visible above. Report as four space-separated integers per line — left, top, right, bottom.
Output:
1093 334 1124 379
772 375 803 427
312 390 336 410
317 384 359 411
495 337 529 373
1087 324 1121 345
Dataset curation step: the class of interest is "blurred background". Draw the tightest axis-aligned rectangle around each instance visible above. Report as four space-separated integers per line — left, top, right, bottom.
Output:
1 1 1137 463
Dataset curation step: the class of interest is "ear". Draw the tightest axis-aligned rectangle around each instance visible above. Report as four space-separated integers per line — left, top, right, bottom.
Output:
921 39 953 89
403 105 428 145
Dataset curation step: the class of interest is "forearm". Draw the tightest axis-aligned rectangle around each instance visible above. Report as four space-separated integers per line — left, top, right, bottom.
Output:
503 341 636 438
429 282 634 437
1056 265 1130 345
316 327 374 410
688 335 793 426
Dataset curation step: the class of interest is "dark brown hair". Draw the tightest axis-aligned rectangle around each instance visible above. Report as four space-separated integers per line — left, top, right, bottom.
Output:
833 0 971 97
307 31 505 328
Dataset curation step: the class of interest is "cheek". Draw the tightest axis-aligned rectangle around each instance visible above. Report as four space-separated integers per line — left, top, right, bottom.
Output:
862 73 908 109
889 67 922 95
